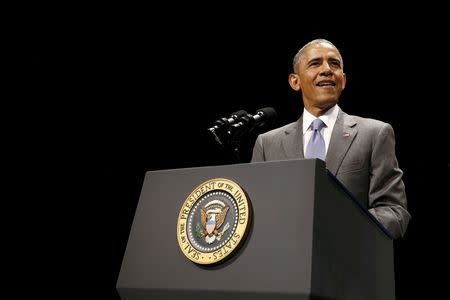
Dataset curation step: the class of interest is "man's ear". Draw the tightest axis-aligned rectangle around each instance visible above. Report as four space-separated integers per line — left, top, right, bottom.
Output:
288 73 301 91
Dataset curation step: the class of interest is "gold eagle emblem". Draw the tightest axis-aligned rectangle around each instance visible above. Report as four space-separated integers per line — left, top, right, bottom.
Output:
199 203 230 244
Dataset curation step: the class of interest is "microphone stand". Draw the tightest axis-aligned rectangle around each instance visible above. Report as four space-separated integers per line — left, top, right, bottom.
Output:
207 128 242 163
229 113 253 162
228 136 242 163
208 117 253 164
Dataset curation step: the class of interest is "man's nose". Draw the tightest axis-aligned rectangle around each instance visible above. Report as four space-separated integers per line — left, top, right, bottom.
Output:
319 62 333 76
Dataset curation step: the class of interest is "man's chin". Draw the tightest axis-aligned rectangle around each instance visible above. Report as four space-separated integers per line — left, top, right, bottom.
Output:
317 98 339 108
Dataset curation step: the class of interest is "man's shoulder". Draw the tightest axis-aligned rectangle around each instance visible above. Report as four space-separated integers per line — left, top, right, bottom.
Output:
344 112 390 129
258 120 299 139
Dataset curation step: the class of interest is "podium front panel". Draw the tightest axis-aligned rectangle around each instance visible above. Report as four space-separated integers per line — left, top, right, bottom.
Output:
117 159 318 299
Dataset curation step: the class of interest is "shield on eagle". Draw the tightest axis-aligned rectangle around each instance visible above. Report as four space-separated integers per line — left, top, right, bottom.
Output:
200 200 230 244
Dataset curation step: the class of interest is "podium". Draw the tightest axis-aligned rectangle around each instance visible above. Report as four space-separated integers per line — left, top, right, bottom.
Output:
116 159 395 300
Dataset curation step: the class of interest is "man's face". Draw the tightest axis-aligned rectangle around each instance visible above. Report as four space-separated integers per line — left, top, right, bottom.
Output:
289 43 346 113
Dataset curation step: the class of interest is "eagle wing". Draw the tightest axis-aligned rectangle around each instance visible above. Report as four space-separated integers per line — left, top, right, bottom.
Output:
201 208 207 228
216 206 229 229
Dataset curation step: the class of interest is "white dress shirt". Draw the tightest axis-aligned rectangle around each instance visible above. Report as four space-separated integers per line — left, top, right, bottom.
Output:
302 104 340 157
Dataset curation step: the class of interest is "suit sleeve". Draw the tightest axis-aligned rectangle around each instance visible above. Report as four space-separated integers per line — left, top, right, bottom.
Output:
251 134 265 162
368 123 411 238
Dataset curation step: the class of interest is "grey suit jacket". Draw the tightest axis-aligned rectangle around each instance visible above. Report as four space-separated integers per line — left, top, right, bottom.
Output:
251 109 411 239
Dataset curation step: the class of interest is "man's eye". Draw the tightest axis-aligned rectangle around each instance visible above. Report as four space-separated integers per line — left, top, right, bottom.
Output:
330 61 341 67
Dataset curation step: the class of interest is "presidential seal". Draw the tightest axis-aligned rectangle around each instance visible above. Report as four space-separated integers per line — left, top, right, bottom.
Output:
176 178 252 265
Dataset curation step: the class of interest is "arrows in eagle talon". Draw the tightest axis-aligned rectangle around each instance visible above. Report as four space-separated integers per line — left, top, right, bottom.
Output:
217 222 230 241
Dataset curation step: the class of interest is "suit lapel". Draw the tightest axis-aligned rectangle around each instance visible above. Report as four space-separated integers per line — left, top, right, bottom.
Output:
282 116 304 159
326 111 357 175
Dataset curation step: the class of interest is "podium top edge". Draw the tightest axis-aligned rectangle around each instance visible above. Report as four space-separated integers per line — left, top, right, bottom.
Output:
144 159 320 174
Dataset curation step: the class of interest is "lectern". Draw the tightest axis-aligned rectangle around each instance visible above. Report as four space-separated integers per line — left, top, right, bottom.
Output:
117 159 395 300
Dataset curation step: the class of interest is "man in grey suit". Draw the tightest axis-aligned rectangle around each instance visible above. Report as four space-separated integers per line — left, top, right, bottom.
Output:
251 39 410 239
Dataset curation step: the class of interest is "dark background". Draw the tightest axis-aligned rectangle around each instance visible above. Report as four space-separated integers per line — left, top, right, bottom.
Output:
28 6 448 300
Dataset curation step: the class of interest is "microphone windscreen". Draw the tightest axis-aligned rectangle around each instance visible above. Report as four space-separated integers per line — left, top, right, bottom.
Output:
257 107 277 121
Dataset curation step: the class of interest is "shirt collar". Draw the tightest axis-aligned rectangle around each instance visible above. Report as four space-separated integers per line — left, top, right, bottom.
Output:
302 104 340 135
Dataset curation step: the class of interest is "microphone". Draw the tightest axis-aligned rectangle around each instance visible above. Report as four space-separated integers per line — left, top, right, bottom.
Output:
207 110 248 146
207 107 277 162
207 110 248 133
231 107 277 131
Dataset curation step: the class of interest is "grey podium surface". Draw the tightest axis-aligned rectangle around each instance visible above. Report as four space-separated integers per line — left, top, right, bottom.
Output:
117 159 394 300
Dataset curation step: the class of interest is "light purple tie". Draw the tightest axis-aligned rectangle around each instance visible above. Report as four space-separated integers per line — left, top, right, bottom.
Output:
305 118 326 161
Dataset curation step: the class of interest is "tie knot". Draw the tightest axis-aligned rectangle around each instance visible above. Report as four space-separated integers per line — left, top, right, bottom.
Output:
311 118 325 131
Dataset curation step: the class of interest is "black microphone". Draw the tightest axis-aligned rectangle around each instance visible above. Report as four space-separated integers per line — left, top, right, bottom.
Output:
207 110 248 133
231 107 277 130
208 110 248 146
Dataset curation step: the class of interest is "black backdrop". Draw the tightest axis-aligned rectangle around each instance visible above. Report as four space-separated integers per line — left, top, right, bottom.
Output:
29 7 449 300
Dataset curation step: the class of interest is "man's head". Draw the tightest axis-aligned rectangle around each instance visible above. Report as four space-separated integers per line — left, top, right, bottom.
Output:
288 39 346 116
